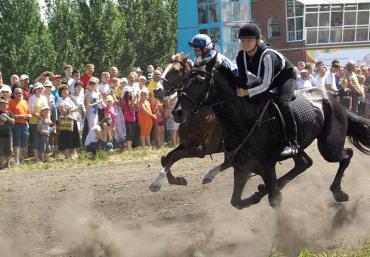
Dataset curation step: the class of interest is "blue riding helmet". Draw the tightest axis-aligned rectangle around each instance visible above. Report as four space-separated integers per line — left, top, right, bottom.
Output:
188 34 213 50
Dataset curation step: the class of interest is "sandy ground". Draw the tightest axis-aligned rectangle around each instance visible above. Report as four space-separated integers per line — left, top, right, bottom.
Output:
0 142 369 257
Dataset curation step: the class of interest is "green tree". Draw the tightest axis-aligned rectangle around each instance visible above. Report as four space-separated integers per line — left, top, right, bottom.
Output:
0 0 57 82
76 0 130 75
46 0 83 71
119 0 178 73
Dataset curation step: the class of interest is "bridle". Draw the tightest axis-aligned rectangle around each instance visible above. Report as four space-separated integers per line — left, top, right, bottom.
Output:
177 67 215 113
160 60 190 95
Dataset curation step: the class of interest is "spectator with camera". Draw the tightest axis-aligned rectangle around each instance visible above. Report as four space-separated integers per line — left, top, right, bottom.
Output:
85 117 113 155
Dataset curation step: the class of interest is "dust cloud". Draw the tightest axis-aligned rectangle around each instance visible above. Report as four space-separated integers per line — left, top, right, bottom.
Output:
0 148 369 257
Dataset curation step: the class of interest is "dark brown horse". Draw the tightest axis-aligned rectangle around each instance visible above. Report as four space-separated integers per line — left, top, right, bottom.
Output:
149 54 231 192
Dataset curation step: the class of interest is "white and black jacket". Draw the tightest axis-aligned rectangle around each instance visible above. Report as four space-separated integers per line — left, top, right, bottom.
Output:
236 42 296 98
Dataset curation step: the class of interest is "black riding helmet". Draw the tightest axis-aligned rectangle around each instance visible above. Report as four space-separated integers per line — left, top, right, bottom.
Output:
238 23 261 39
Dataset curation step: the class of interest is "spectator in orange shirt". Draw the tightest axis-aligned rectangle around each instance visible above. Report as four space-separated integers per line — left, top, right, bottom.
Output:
8 87 31 165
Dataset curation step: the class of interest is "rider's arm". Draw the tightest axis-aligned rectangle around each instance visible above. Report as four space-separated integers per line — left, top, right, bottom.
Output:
248 53 274 97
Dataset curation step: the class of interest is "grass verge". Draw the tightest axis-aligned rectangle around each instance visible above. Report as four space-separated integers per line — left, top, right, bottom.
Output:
2 146 173 173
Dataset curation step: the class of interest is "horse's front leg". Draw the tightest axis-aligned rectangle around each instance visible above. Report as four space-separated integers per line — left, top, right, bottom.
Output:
230 167 261 209
149 144 206 192
261 165 282 208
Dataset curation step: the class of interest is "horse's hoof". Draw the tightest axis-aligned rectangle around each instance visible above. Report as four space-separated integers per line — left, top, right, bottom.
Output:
230 200 244 210
202 177 212 184
175 176 187 185
268 191 282 208
257 184 268 195
169 176 188 185
333 190 349 202
149 184 161 192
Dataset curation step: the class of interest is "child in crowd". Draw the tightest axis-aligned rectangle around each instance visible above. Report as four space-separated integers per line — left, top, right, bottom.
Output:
0 99 15 168
104 95 117 138
110 78 126 147
121 89 136 150
138 88 156 147
37 106 52 162
151 97 164 147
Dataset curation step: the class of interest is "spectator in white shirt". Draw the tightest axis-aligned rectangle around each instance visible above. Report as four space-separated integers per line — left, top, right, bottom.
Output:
313 67 327 90
296 69 313 90
325 63 340 94
99 72 111 95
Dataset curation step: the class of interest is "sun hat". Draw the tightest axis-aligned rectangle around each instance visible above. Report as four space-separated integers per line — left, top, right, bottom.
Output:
0 85 11 93
33 82 44 90
106 95 114 103
20 74 29 80
40 105 50 111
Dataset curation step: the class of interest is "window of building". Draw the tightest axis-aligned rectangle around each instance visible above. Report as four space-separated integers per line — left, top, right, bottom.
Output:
304 3 370 44
356 27 369 41
267 16 281 38
286 0 304 41
198 0 219 24
222 0 249 22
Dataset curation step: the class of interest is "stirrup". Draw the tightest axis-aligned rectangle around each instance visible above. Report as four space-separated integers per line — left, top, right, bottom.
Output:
280 146 298 158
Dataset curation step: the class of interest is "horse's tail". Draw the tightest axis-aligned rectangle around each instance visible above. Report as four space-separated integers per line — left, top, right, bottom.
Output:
347 111 370 154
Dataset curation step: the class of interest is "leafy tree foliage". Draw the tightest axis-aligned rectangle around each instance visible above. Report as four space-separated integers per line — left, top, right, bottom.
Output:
0 0 56 82
0 0 177 82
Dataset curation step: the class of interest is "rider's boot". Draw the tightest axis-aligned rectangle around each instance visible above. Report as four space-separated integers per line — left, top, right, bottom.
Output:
280 105 299 158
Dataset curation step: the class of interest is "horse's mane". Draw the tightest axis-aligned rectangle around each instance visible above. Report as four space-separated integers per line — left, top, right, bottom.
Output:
215 64 235 86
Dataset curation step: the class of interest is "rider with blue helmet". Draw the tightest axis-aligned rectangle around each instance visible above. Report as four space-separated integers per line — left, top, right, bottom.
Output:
188 34 238 77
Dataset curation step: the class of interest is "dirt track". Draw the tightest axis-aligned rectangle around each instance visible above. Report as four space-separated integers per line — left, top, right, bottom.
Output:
0 142 369 257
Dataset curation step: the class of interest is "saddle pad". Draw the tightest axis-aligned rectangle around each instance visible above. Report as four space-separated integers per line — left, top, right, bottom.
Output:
289 94 317 126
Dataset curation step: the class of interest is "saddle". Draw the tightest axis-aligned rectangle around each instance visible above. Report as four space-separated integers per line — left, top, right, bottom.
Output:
272 92 319 146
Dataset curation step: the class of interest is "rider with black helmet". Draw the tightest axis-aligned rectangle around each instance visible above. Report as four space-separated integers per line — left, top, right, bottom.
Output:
236 23 299 158
188 34 238 77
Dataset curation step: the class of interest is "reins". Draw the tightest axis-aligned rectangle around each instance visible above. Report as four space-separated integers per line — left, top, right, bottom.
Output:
228 99 272 164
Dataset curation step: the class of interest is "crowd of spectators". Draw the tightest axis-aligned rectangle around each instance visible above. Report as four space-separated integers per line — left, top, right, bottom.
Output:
295 60 370 117
0 64 178 168
1 59 369 169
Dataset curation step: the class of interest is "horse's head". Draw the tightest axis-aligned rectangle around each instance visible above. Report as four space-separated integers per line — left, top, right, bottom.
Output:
154 53 191 100
172 53 219 123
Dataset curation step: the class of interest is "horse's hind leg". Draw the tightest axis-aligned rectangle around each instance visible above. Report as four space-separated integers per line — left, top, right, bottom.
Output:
330 148 353 202
318 135 353 202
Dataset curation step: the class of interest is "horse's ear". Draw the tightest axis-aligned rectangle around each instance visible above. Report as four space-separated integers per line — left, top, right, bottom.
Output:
183 53 190 62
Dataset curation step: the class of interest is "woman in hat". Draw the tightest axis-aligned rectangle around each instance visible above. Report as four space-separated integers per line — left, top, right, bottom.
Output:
28 82 48 162
235 23 299 158
57 84 80 159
